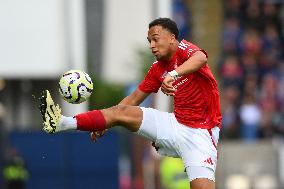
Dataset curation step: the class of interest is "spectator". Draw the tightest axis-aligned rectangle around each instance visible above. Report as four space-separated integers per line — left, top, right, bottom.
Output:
222 16 242 54
258 73 281 138
224 0 242 18
243 0 262 30
219 54 244 88
2 149 29 189
240 93 261 141
220 85 241 139
220 0 284 140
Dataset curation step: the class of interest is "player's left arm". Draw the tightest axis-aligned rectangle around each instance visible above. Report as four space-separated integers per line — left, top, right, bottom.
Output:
175 50 207 76
161 51 207 96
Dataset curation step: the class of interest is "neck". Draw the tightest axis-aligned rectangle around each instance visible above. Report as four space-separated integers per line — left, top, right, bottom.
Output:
163 40 179 61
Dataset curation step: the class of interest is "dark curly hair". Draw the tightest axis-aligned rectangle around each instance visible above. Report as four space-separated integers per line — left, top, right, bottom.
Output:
149 18 179 39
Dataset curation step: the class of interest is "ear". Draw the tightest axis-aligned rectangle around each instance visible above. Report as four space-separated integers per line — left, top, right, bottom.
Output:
170 34 176 44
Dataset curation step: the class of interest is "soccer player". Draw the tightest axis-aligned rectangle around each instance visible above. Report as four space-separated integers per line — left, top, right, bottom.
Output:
39 18 222 189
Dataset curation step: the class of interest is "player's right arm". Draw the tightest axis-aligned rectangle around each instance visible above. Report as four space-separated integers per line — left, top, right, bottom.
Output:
119 88 150 106
91 63 157 142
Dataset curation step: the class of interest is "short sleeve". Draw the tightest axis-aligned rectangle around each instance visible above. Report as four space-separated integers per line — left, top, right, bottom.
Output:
138 64 161 93
178 40 208 62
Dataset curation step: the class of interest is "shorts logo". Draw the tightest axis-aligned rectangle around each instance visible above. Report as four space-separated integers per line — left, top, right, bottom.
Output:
204 157 214 165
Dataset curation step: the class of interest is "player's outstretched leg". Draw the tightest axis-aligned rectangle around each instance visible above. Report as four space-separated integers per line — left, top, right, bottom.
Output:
39 90 143 135
38 89 108 135
39 90 62 133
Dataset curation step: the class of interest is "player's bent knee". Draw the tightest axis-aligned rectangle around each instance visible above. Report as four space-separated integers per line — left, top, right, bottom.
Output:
108 105 143 131
112 104 128 114
108 105 129 122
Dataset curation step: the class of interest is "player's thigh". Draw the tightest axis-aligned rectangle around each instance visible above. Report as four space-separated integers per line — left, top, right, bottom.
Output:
136 107 168 140
178 126 220 181
103 105 143 132
136 108 180 157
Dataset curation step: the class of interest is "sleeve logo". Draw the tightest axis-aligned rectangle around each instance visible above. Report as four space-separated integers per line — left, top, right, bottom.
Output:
178 41 190 50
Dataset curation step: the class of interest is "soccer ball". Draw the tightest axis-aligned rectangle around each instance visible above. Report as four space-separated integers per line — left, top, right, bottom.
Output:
58 70 93 104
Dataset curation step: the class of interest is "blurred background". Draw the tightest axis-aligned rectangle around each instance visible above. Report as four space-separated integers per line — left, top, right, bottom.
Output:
0 0 284 188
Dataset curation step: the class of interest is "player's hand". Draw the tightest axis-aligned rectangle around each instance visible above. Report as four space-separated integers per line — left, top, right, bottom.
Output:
90 129 108 142
161 74 176 96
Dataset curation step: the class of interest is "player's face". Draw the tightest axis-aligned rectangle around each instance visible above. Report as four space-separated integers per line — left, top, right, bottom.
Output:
147 25 176 61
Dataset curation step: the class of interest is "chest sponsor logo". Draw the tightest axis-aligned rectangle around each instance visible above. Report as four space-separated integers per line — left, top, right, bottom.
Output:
173 77 188 89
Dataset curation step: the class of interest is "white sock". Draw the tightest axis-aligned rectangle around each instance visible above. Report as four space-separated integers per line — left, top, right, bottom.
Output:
58 115 77 131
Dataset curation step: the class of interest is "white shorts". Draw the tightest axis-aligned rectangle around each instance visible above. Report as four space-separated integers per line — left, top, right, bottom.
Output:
136 107 220 182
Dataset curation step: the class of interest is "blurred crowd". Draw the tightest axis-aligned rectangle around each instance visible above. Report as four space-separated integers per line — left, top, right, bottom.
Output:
219 0 284 141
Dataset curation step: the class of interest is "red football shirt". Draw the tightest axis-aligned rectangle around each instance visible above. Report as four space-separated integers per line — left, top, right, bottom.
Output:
138 40 222 129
